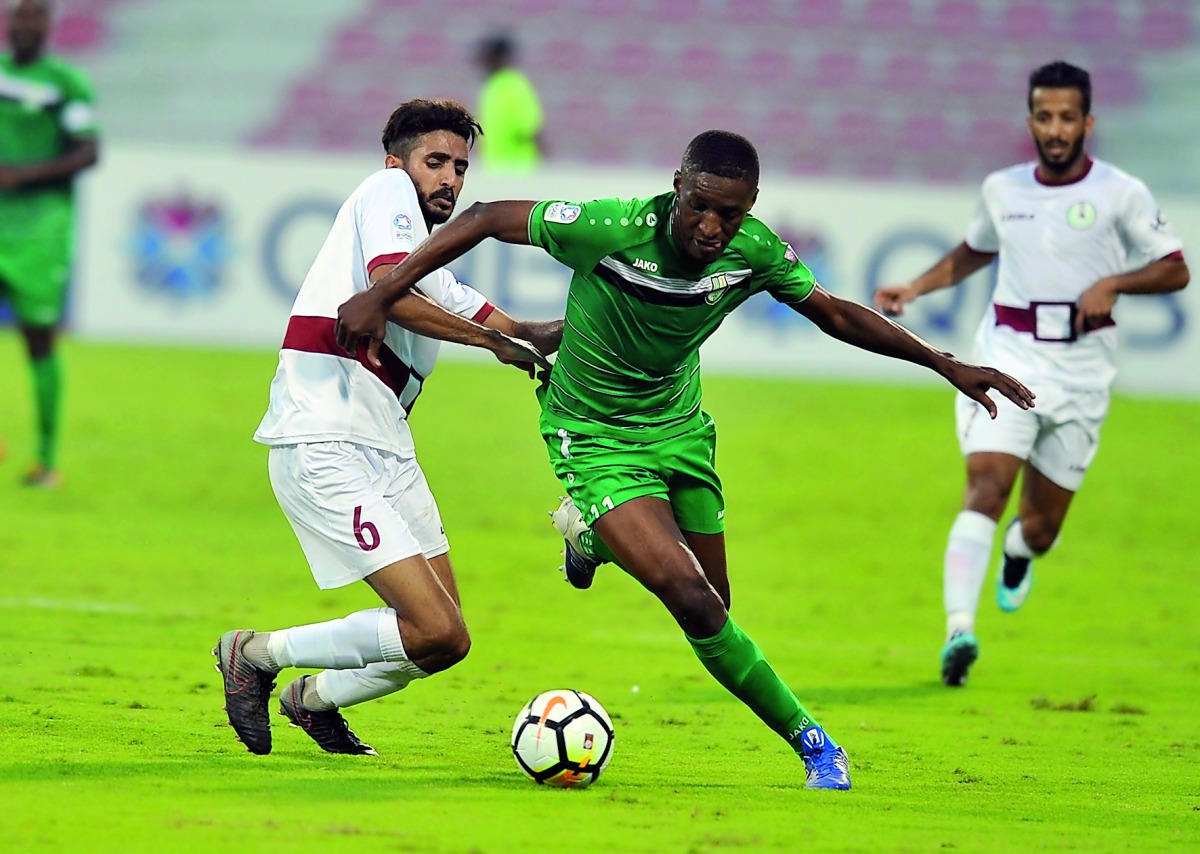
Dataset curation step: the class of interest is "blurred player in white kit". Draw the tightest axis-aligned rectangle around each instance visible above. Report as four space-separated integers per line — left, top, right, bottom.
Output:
875 61 1189 687
213 99 557 755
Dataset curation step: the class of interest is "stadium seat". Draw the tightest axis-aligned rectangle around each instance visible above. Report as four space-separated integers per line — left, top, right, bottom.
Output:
1001 2 1055 43
809 50 863 89
1090 64 1142 104
930 0 983 38
1063 3 1130 51
602 42 659 78
49 12 106 53
947 56 1002 99
879 54 933 95
1137 6 1196 50
862 0 914 33
743 48 793 86
898 113 952 153
796 0 843 29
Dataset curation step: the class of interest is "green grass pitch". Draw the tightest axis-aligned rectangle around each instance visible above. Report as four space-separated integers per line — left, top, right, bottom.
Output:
0 333 1197 853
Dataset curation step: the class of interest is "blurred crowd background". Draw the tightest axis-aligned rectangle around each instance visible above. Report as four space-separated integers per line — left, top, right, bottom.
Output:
49 0 1200 191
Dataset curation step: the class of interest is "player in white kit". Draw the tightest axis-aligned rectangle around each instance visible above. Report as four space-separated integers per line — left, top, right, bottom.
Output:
875 62 1189 687
213 99 556 755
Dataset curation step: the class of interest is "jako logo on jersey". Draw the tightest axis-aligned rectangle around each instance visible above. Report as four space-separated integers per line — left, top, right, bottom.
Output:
393 213 413 239
545 202 582 224
784 243 799 264
705 273 730 305
632 258 658 273
1066 202 1096 230
131 195 232 299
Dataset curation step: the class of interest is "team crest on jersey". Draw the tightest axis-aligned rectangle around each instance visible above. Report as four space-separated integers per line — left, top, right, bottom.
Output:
1066 202 1096 230
393 213 413 240
705 273 731 305
545 202 581 224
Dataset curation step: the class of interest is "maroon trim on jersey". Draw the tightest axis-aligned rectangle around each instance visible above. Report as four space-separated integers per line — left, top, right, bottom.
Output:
1034 156 1093 187
367 252 410 275
282 315 412 399
994 302 1114 342
1161 250 1185 262
472 302 496 324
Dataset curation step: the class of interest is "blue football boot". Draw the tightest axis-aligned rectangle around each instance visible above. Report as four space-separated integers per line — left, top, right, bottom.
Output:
798 725 851 790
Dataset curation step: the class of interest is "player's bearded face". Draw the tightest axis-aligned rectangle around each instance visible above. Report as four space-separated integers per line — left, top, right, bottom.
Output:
400 130 470 227
670 171 757 265
1027 87 1093 175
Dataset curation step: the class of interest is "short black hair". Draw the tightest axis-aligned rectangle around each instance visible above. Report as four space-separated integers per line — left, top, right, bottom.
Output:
680 130 760 187
381 98 483 158
478 32 514 63
1028 61 1092 115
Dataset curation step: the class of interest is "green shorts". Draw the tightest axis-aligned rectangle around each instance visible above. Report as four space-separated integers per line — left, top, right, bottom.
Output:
541 414 725 535
0 209 74 326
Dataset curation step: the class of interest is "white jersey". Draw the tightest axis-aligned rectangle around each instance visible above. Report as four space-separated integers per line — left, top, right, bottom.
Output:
254 168 494 456
964 158 1182 392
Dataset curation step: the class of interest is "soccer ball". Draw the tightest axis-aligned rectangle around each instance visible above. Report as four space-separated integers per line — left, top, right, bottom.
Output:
511 689 614 788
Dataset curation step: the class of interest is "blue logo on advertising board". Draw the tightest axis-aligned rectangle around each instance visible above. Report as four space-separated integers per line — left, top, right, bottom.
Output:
131 196 233 299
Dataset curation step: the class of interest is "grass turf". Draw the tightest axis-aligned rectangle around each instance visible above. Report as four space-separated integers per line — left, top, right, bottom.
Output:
0 333 1197 853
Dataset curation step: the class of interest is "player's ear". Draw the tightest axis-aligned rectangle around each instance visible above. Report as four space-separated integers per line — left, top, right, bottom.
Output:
673 170 682 194
384 153 404 169
1084 113 1095 137
747 187 759 212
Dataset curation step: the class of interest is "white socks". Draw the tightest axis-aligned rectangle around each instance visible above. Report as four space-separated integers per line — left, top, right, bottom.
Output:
1004 518 1036 559
267 607 406 670
943 510 997 638
314 662 424 709
262 607 430 711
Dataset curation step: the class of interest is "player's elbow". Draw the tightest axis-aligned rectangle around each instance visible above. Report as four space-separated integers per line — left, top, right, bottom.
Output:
1172 259 1191 291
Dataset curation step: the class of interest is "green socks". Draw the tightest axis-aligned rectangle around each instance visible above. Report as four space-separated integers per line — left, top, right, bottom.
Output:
688 615 819 750
30 353 62 470
578 528 618 564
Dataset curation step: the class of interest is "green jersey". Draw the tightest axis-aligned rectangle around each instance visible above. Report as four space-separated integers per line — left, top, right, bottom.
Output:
0 53 97 230
528 193 817 440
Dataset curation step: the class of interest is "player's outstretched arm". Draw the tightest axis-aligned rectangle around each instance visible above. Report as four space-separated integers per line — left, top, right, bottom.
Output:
873 242 996 316
388 291 550 377
336 201 539 362
482 307 564 357
794 285 1035 417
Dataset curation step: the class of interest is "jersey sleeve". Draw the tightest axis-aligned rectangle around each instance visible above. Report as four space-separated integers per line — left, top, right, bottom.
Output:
58 63 97 138
762 240 818 304
963 183 999 253
1118 180 1184 265
356 172 429 275
432 269 495 323
527 197 633 272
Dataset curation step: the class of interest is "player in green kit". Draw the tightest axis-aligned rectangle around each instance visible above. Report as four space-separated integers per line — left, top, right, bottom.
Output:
0 0 99 487
335 130 1036 789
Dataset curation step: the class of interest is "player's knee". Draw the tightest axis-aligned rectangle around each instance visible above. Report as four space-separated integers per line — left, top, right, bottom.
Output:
658 571 724 627
398 613 471 673
964 481 1010 519
1020 517 1059 554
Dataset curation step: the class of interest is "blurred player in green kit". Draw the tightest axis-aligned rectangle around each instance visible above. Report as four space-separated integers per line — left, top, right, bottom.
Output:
0 0 98 487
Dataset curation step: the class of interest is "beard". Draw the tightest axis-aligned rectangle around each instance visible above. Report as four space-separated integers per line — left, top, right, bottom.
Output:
1036 134 1086 175
419 189 456 225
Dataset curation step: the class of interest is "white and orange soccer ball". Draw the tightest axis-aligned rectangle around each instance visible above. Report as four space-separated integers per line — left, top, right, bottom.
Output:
511 689 614 788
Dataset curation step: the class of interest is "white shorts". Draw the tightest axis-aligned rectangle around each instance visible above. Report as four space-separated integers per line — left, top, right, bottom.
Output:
268 442 449 589
955 385 1110 492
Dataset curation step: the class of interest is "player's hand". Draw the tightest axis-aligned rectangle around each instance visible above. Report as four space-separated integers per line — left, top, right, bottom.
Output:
491 333 553 379
1075 279 1117 334
942 359 1036 419
874 284 917 317
335 289 390 367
